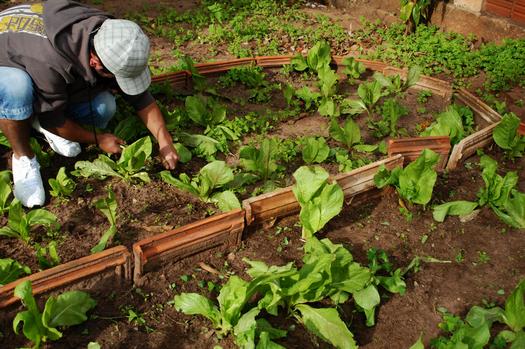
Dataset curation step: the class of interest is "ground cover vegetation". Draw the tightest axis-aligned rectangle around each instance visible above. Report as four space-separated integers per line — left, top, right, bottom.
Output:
0 0 524 348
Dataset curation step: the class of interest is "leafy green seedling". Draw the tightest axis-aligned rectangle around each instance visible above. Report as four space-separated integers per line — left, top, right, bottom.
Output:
368 98 408 138
35 241 61 269
13 280 96 349
0 200 59 244
292 166 344 238
493 113 525 159
373 66 421 97
433 155 525 228
30 138 51 168
429 279 525 349
290 41 332 74
422 104 474 145
0 258 30 286
330 117 361 149
239 138 283 192
74 136 153 183
374 149 439 206
48 167 76 198
342 56 366 82
161 161 240 212
301 136 330 164
417 89 433 104
185 94 227 128
0 170 13 214
91 188 118 253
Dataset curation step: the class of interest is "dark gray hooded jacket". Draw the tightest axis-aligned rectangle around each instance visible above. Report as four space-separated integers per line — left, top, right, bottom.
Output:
0 0 153 127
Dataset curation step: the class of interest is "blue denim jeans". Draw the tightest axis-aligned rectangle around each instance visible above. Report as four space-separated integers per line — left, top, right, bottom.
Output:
0 66 116 128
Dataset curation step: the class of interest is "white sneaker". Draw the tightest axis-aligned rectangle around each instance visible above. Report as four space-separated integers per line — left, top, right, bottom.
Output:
12 155 45 208
32 118 81 157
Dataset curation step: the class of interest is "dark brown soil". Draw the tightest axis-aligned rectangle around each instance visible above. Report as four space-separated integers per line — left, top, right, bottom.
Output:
1 146 523 349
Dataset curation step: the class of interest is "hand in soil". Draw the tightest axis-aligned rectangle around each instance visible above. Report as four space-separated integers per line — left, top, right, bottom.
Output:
98 133 125 154
159 143 179 170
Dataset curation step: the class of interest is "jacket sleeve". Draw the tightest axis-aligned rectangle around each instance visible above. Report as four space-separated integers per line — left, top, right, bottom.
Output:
121 90 155 111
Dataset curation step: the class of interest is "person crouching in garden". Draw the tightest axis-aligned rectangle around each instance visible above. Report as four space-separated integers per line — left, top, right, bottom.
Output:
0 0 179 207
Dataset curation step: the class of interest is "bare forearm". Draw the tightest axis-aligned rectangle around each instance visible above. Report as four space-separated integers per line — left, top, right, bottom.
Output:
45 118 124 154
137 101 173 146
46 118 98 144
137 100 178 169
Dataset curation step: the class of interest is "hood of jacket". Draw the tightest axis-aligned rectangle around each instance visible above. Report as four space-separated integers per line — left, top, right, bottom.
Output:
43 0 113 85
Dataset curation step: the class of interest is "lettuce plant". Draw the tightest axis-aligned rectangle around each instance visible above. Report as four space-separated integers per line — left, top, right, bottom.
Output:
161 160 240 212
13 280 96 349
374 149 439 206
48 167 76 199
174 270 293 348
239 138 283 183
330 117 361 149
493 113 525 159
290 41 332 74
373 66 421 97
74 136 152 183
342 56 366 82
433 155 525 228
91 189 118 254
368 98 409 138
0 258 30 286
301 136 330 164
292 166 344 238
422 104 474 145
429 279 525 349
176 132 223 161
0 200 59 244
185 94 227 128
0 170 13 214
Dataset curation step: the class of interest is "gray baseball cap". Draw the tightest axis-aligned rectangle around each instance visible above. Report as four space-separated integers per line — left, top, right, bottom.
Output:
93 19 151 95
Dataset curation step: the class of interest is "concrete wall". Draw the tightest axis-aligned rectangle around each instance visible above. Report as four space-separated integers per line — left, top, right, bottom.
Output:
454 0 484 13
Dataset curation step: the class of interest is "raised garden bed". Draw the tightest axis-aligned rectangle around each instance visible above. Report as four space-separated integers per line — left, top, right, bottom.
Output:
1 49 524 349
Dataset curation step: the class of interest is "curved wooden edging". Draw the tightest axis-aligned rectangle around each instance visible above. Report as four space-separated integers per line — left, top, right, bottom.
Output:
447 123 500 170
132 209 245 284
388 136 451 171
0 246 131 308
456 89 501 124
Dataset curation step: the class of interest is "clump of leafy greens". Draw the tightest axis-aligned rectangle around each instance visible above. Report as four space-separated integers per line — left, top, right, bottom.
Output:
174 236 415 349
341 56 366 82
239 138 283 185
368 98 409 138
160 160 240 212
301 136 330 164
374 148 440 206
48 167 76 199
493 113 525 159
91 188 118 254
0 170 13 214
0 258 30 286
433 155 525 228
373 65 421 97
74 136 152 183
330 117 361 149
0 200 59 244
429 278 525 349
421 104 475 145
292 166 344 239
13 280 96 349
290 41 332 74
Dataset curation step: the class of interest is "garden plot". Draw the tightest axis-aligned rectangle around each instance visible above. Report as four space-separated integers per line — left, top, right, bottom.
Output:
1 145 523 349
1 45 524 348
